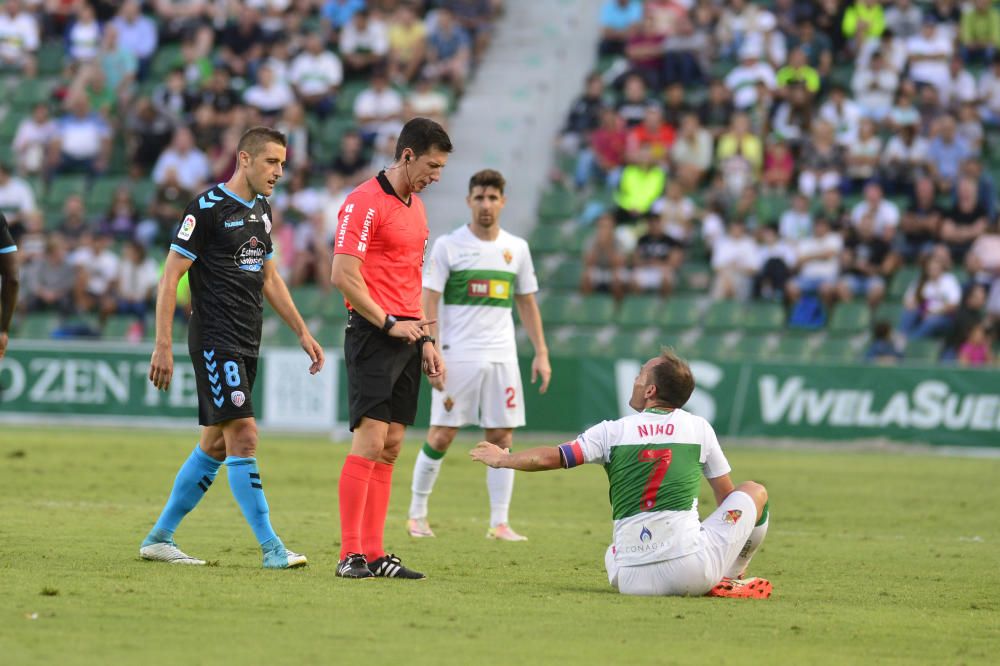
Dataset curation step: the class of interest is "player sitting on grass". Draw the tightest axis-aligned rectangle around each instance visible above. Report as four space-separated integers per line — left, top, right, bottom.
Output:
470 349 772 598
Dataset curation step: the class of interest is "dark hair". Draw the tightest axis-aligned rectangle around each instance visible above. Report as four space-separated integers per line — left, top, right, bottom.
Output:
649 349 695 409
468 169 506 194
873 319 893 340
394 117 453 161
238 126 287 157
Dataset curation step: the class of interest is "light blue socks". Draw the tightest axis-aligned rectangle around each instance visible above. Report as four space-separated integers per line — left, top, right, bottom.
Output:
224 456 278 547
144 445 221 546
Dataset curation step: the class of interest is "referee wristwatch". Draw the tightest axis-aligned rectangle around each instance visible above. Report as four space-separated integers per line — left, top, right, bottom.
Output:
419 335 436 347
382 314 397 333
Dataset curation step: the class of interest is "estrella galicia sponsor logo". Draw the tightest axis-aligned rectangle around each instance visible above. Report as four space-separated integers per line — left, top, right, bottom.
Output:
639 526 652 543
231 390 246 407
234 236 265 272
224 218 245 229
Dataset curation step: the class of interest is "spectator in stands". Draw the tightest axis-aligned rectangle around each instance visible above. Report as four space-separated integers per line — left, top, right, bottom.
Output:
885 0 923 39
47 94 111 178
581 212 627 301
852 50 899 122
353 68 405 146
880 121 930 194
21 235 77 316
275 102 310 173
716 0 779 62
125 97 176 175
762 137 794 192
613 147 665 227
927 115 971 195
940 283 988 360
12 103 56 177
424 7 471 94
152 127 210 193
778 193 812 242
340 8 390 79
711 218 758 302
626 106 675 164
71 232 120 320
243 63 296 121
109 237 160 339
776 46 820 96
630 213 681 297
698 78 733 139
66 3 102 63
842 0 886 52
98 25 138 109
0 0 39 76
956 103 984 157
818 84 861 148
388 3 428 84
785 216 844 310
716 112 762 193
100 186 140 241
941 55 977 112
661 82 692 130
154 0 215 43
850 181 900 238
837 212 900 309
651 180 697 246
965 219 1000 292
771 83 813 149
143 169 192 247
941 177 989 264
598 0 643 57
445 0 496 62
789 18 833 79
0 162 38 233
899 253 961 339
405 75 450 127
959 0 1000 65
574 106 626 191
275 169 324 226
56 195 93 245
219 10 265 80
958 321 994 366
753 223 796 300
151 69 190 124
624 13 667 90
724 42 777 111
906 16 952 91
842 119 883 194
662 13 708 87
322 0 366 35
817 187 851 229
977 54 1000 127
289 32 343 119
670 113 712 192
561 72 606 153
111 1 157 80
865 319 904 364
616 73 652 128
331 130 373 187
898 176 943 264
797 120 843 197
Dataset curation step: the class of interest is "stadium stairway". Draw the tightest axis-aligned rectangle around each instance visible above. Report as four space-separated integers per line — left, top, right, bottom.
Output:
420 0 601 239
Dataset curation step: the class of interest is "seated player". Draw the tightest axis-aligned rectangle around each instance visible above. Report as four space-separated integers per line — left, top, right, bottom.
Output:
471 349 772 598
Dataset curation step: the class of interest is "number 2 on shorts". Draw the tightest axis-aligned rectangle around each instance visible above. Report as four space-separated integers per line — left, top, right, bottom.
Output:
639 448 672 511
505 386 516 409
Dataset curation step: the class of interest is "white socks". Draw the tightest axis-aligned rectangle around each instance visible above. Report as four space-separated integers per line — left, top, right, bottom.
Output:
725 514 769 579
487 466 515 528
408 446 444 519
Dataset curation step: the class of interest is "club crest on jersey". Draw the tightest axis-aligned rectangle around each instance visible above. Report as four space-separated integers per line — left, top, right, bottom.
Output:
230 390 246 407
443 396 455 412
723 509 743 525
178 214 196 240
234 236 265 272
502 248 513 264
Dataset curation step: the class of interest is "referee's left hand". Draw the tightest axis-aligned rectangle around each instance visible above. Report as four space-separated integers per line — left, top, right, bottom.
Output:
300 333 325 374
422 342 445 383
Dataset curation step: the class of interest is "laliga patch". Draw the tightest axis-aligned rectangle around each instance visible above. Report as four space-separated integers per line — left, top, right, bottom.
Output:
723 509 743 525
178 214 196 240
230 390 246 407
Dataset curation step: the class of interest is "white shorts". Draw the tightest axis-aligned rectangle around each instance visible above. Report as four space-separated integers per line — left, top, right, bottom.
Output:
429 359 525 429
605 491 757 596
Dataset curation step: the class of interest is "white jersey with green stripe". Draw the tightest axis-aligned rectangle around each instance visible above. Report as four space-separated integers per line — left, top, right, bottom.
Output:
567 408 732 566
423 225 538 362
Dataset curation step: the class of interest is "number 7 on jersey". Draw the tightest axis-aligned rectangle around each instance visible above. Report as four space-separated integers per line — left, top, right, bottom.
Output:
639 448 672 511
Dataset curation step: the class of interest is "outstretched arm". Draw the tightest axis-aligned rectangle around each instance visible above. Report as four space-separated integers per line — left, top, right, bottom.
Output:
263 259 324 374
470 441 562 471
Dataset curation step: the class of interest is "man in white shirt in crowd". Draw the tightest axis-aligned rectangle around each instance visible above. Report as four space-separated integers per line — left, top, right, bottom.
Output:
353 68 404 146
710 218 758 301
906 16 952 92
0 0 39 76
785 217 844 309
850 182 900 239
47 94 112 177
0 162 38 230
340 8 390 78
112 0 158 79
290 32 344 118
152 127 211 193
851 50 899 121
724 42 777 111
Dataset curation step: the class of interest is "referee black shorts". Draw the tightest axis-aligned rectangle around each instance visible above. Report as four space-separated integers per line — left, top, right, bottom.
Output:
344 310 422 431
190 348 258 426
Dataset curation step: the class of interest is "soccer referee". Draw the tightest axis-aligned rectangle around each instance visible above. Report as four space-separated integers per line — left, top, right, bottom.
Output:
331 117 452 579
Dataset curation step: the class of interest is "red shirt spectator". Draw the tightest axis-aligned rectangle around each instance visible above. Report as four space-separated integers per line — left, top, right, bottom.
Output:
626 106 676 161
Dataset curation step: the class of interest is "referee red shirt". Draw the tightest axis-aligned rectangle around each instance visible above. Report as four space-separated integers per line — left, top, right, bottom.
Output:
334 171 429 318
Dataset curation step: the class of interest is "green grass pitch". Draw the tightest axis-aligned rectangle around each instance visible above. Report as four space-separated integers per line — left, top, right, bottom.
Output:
1 427 997 665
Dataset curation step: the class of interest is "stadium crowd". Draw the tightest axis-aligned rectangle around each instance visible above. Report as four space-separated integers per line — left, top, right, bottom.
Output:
559 0 1000 366
0 0 500 337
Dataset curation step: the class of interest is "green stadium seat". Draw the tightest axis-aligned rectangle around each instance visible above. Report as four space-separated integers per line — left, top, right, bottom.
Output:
675 265 711 293
529 225 567 254
680 333 731 360
772 334 815 361
36 43 65 77
538 185 579 222
539 296 575 326
549 261 583 290
14 313 60 340
565 294 616 326
656 296 702 330
102 316 136 340
876 302 904 327
86 177 125 213
150 43 183 78
290 285 325 318
742 302 786 332
815 337 862 362
45 175 88 210
905 339 941 363
828 302 871 334
702 300 743 332
889 267 918 299
336 80 369 115
618 295 663 329
725 334 773 360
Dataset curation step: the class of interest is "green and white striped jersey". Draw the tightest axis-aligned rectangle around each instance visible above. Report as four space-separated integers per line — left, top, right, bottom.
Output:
560 408 731 566
423 225 538 362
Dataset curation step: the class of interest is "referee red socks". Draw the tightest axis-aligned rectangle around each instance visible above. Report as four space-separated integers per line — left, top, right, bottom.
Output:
361 462 394 561
338 455 374 559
